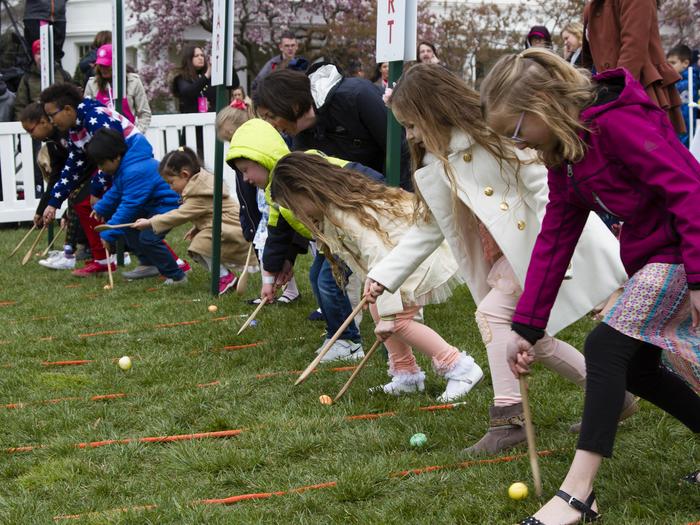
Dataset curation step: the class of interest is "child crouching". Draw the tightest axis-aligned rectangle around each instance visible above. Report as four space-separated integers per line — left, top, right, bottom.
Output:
87 129 186 285
133 147 250 294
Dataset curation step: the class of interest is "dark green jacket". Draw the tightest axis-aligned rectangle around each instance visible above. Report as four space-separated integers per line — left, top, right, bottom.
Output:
14 63 72 120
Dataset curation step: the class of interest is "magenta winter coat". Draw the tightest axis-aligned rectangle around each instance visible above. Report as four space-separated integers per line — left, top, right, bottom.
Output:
512 68 700 332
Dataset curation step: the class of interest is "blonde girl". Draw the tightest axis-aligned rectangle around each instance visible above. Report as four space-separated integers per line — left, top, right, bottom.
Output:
479 49 700 525
133 147 250 295
365 63 633 456
271 152 484 402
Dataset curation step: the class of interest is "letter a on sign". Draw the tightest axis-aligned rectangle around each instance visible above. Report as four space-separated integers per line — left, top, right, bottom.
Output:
376 0 417 63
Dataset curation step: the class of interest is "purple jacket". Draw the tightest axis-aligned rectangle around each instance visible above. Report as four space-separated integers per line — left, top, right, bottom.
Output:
513 68 700 334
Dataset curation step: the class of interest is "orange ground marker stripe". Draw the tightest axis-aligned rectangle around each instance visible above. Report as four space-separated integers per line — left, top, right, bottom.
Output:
154 320 201 328
41 360 93 367
346 401 468 421
78 329 128 338
220 342 262 351
0 301 16 306
52 450 558 520
9 428 243 454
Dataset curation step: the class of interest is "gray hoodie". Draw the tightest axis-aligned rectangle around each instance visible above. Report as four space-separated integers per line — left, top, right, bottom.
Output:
0 76 15 122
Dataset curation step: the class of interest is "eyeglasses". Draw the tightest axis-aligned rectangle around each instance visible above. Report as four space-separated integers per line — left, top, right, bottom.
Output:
511 112 526 144
24 121 40 135
46 107 63 121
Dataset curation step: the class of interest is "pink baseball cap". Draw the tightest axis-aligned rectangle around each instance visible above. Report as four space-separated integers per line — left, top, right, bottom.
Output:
96 44 112 66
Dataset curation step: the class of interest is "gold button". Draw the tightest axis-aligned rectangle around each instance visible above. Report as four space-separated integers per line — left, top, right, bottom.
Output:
517 220 526 230
462 152 472 162
484 187 494 196
500 202 509 211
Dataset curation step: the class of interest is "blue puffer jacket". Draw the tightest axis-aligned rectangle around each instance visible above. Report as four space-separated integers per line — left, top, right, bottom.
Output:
93 134 180 243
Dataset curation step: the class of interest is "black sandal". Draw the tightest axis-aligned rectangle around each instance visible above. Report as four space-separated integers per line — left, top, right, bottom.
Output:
519 490 600 524
682 470 700 484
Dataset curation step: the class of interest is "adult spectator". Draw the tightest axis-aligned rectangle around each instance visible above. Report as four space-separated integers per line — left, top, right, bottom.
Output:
75 30 112 88
417 41 440 64
253 65 412 362
253 66 411 190
525 25 553 49
0 30 32 92
23 0 66 64
561 22 583 66
0 73 15 122
14 39 72 120
252 31 304 92
582 0 685 134
171 44 216 114
84 44 152 132
371 62 388 90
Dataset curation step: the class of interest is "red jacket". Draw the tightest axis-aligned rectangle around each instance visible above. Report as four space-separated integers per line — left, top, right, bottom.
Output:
513 68 700 334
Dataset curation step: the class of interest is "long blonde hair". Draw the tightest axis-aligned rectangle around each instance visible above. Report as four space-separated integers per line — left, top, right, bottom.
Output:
388 63 520 220
215 103 253 142
480 48 596 167
270 152 412 284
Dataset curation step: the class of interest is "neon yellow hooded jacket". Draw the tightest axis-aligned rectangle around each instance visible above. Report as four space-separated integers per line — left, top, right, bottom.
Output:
225 118 353 240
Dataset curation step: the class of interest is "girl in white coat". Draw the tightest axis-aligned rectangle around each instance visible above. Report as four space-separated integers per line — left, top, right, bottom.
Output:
270 152 484 402
365 64 635 454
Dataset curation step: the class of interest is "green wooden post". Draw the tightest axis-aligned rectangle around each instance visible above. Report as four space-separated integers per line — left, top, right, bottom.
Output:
210 85 227 295
113 0 125 265
385 61 403 188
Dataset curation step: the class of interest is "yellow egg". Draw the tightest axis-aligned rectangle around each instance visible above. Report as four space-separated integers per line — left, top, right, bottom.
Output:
319 394 333 405
208 305 218 313
118 356 132 371
508 482 528 500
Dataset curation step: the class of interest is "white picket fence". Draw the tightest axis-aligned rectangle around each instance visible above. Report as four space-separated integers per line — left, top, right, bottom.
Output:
0 112 236 223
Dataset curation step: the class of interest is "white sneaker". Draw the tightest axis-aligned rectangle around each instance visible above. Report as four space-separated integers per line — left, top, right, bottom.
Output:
39 252 76 270
437 353 484 403
315 338 331 355
369 371 426 395
319 339 364 362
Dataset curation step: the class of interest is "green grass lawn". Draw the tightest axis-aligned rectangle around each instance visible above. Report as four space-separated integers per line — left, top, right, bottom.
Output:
0 224 698 524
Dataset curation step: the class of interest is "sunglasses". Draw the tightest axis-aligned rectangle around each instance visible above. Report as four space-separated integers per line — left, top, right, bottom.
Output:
511 112 526 144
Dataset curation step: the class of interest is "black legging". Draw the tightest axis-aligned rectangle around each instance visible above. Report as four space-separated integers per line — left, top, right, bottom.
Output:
579 322 700 457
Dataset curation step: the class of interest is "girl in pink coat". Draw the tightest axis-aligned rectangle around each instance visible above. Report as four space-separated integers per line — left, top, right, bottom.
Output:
481 48 700 525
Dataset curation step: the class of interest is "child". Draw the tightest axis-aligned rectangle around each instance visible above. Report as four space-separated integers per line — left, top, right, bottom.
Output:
667 44 699 148
84 44 152 132
271 152 483 401
86 128 186 285
39 83 140 276
132 147 250 294
365 63 634 456
226 119 384 362
216 102 301 303
480 48 700 524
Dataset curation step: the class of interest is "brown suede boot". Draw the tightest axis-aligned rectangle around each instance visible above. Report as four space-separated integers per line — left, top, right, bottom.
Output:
463 403 526 456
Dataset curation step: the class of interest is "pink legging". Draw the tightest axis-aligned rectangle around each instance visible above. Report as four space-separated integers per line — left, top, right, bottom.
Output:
369 304 461 375
475 287 586 407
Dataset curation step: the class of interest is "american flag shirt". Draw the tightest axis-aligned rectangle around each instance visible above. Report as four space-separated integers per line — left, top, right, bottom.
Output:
47 98 142 208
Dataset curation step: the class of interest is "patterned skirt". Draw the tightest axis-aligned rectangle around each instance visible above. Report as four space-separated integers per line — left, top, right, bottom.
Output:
603 263 700 394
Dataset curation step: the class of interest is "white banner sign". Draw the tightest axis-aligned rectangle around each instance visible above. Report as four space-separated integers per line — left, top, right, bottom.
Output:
39 23 54 89
212 0 235 86
376 0 417 63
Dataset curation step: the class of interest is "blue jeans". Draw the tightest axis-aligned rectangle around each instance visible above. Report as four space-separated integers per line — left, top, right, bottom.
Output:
309 253 360 342
123 227 184 280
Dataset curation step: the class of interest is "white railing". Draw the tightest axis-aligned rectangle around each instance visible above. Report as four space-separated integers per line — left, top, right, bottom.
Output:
0 112 236 224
